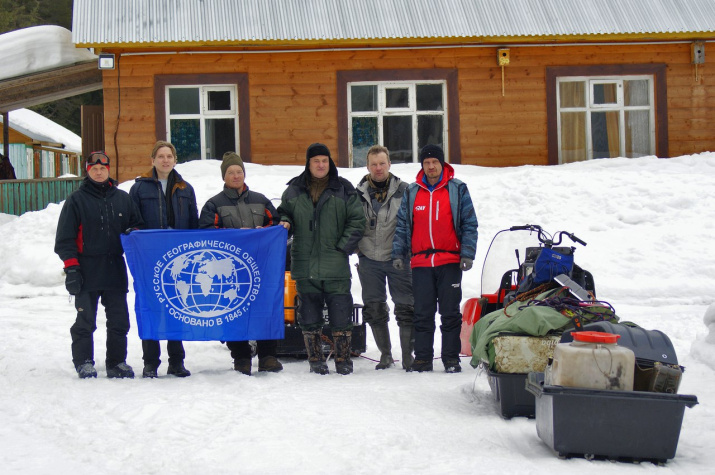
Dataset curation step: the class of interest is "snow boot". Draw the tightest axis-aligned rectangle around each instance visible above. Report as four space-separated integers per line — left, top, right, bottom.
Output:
399 325 415 371
303 330 329 375
258 356 284 373
371 323 394 370
408 359 433 373
107 362 135 379
233 358 252 375
333 330 353 375
443 359 462 373
142 364 159 379
167 362 191 377
76 360 97 379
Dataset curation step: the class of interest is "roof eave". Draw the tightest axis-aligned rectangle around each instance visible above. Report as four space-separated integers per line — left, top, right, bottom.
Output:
76 32 715 51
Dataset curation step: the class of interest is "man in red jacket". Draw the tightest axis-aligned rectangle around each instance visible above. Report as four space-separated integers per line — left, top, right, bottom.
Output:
392 144 478 373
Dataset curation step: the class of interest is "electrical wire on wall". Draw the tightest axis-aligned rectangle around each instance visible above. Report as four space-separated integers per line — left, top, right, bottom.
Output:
113 53 121 178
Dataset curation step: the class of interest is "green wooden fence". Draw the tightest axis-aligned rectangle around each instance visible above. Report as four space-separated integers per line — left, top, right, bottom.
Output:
0 177 83 215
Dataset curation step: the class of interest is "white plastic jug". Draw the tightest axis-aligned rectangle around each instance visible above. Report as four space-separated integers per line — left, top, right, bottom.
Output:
548 331 635 391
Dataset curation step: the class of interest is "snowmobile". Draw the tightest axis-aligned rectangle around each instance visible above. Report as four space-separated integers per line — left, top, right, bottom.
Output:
461 223 594 348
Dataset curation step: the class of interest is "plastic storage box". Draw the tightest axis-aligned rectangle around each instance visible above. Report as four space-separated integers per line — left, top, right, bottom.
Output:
526 373 698 463
276 304 366 357
487 369 536 418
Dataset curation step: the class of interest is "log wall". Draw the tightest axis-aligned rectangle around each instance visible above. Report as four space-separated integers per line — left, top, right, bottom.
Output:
101 43 712 182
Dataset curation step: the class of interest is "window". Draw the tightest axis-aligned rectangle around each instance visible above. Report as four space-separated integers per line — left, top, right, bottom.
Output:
154 74 250 164
547 64 667 165
165 85 238 162
557 76 654 163
348 81 446 167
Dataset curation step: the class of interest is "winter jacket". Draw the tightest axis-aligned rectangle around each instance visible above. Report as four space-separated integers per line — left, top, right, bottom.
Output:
392 163 478 268
129 168 199 230
198 185 280 229
278 163 365 282
356 174 408 262
54 177 144 292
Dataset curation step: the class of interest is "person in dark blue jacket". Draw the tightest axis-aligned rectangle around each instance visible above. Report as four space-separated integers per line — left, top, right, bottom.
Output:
129 141 199 378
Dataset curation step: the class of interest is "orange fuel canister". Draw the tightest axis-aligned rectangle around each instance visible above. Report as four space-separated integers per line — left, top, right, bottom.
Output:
284 271 298 323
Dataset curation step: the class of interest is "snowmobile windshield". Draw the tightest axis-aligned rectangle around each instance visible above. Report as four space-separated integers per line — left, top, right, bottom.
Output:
480 227 546 296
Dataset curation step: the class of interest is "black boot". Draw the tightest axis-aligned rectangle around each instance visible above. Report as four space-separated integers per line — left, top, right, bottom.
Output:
333 330 353 375
303 330 329 375
371 323 394 370
399 325 415 371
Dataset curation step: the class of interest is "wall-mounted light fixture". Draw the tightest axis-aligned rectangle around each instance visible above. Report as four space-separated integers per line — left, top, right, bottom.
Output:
98 53 115 70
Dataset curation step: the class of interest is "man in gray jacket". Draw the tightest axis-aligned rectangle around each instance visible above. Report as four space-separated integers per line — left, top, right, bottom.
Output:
356 145 414 371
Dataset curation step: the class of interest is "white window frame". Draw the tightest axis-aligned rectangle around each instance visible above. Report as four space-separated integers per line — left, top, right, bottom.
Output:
165 85 239 160
347 80 448 167
556 75 655 163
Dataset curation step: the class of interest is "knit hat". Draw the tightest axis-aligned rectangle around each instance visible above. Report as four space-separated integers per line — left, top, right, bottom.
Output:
221 151 245 178
306 143 331 162
86 151 110 172
418 144 445 166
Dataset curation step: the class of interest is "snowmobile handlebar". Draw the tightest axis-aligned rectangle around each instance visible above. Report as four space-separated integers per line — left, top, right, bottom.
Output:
508 224 587 247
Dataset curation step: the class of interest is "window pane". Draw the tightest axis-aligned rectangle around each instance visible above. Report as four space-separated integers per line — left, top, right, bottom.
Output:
169 88 200 115
559 81 585 108
207 90 232 111
205 118 237 160
416 84 443 111
170 119 201 162
625 110 650 157
351 117 378 167
383 116 412 163
592 83 618 105
560 112 587 163
624 80 649 107
351 85 377 112
386 88 409 108
418 115 444 151
591 111 620 158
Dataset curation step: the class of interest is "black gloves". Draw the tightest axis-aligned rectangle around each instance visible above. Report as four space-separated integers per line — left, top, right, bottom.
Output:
393 259 404 270
64 266 83 295
460 258 473 271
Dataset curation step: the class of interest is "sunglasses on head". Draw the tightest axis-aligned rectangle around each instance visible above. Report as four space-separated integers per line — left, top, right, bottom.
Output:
87 152 110 166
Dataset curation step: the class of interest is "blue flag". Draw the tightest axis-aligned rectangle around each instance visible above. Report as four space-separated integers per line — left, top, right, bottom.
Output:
121 227 287 341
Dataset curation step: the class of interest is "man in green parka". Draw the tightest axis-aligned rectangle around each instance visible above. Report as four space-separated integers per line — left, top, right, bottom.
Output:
278 143 365 375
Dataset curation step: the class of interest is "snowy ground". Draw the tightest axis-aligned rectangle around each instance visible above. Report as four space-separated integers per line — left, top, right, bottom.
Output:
1 154 714 474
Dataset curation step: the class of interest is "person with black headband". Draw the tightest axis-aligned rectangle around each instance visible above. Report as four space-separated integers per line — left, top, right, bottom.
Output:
55 151 144 379
129 141 198 378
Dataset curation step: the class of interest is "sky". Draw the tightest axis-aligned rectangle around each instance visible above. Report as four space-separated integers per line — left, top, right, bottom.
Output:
0 153 714 474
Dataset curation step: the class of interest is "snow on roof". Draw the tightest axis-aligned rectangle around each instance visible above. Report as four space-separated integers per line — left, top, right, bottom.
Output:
0 109 82 153
0 25 96 82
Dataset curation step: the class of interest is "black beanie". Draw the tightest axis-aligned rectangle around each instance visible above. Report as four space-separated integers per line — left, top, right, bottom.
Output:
306 143 331 162
419 144 445 165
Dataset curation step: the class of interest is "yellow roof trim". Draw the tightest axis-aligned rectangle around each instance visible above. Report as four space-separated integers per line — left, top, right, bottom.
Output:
77 32 715 51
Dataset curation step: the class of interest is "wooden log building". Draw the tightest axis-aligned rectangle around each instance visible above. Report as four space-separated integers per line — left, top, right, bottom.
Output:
71 0 715 182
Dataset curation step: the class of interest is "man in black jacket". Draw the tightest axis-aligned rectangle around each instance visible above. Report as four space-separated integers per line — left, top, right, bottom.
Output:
55 151 143 379
199 151 284 376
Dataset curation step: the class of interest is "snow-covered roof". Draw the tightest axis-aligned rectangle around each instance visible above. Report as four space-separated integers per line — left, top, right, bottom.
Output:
73 0 715 47
0 109 82 153
0 25 96 82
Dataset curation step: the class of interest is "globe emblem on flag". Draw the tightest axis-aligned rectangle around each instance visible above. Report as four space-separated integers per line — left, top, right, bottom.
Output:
160 249 254 318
